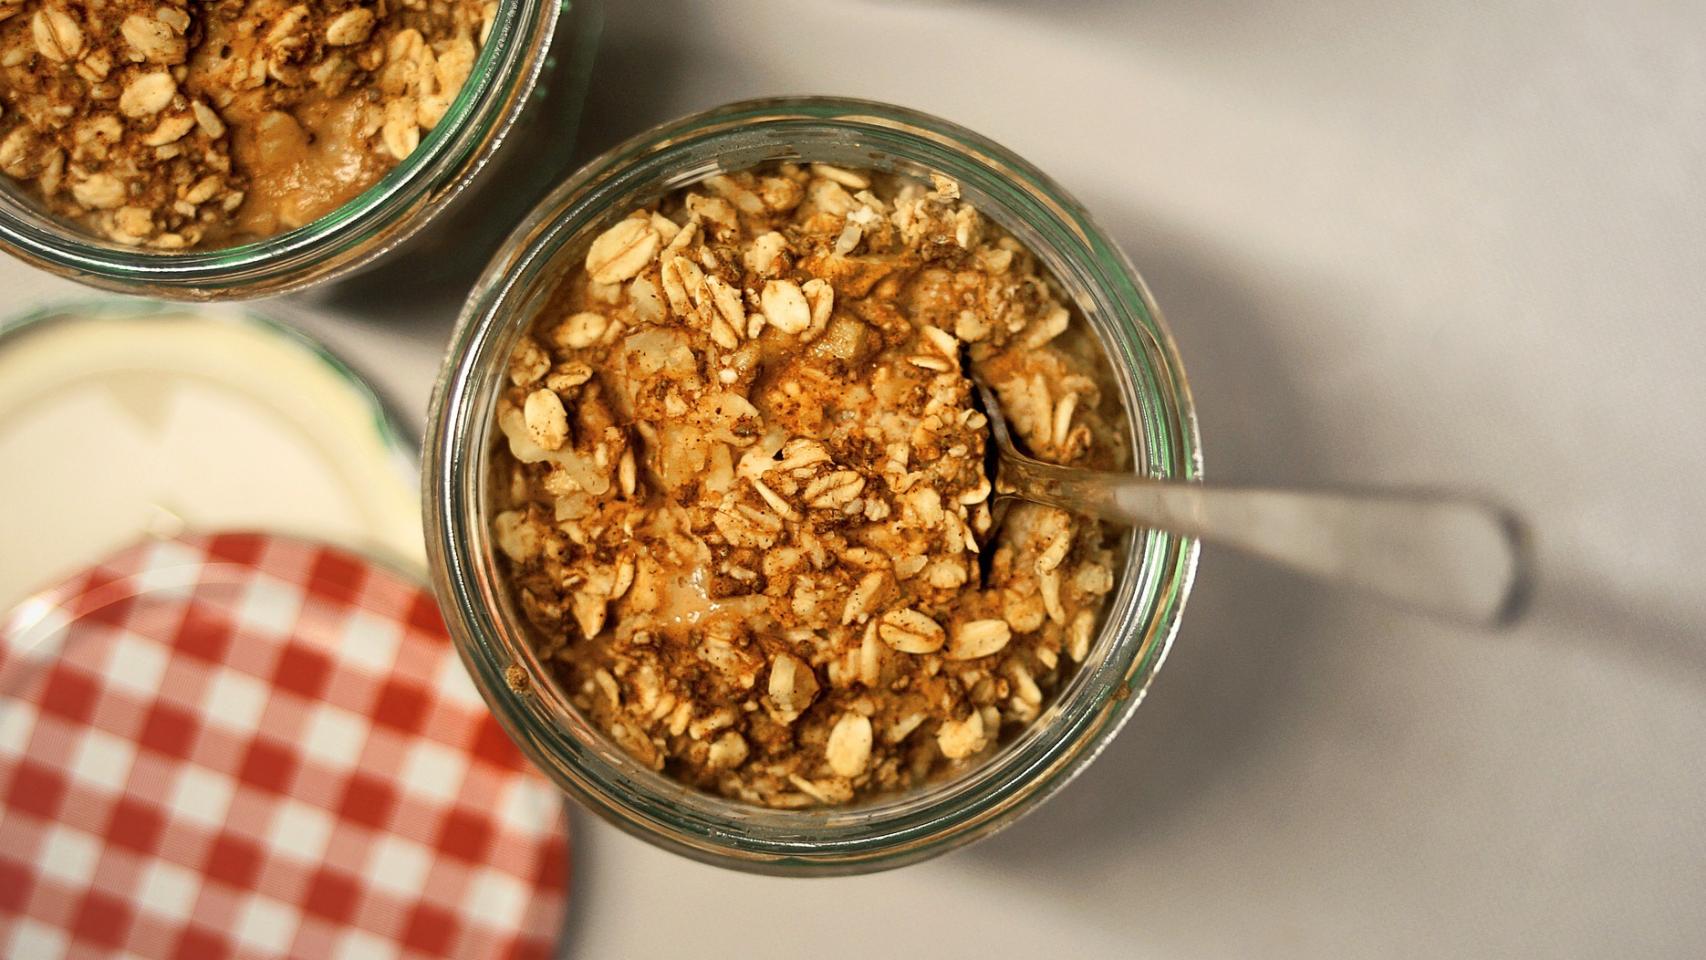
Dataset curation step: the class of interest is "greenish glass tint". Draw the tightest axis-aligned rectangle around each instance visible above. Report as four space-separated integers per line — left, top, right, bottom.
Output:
0 0 568 300
424 98 1202 875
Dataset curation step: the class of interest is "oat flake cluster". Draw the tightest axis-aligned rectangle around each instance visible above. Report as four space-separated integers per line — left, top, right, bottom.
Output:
0 0 494 248
492 163 1128 807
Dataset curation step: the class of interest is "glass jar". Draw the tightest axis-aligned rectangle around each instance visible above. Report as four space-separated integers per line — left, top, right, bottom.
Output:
0 0 580 300
424 97 1202 875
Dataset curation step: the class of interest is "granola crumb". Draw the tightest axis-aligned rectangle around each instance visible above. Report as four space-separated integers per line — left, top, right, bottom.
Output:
504 662 531 693
491 163 1129 807
0 0 495 250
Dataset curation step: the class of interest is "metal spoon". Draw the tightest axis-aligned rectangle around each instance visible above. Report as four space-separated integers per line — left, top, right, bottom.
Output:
972 380 1530 627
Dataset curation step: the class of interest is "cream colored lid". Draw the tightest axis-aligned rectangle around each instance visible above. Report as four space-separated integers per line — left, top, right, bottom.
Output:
0 304 421 608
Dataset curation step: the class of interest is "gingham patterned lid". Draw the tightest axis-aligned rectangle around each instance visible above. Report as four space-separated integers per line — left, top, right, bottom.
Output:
0 533 569 959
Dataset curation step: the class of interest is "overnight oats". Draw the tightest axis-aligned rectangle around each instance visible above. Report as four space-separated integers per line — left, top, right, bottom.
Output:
0 0 495 249
488 162 1131 808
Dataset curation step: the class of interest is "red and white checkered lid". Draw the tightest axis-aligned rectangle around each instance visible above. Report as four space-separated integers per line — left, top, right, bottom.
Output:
0 533 569 959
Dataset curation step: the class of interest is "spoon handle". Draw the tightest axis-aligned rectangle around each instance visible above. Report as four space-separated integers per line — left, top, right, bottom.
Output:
1001 458 1530 626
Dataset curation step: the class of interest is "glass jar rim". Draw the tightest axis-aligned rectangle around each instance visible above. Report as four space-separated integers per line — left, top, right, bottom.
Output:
425 96 1202 874
0 0 559 300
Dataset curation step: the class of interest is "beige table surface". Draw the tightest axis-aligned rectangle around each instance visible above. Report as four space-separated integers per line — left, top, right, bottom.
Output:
5 0 1704 957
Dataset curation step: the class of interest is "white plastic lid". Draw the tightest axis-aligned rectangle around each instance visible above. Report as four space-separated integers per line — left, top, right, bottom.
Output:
0 303 422 609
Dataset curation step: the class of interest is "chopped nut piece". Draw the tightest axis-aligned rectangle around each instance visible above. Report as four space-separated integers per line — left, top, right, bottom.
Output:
937 710 985 760
556 312 609 350
1038 527 1073 573
381 99 421 161
767 652 819 722
325 8 377 46
1068 609 1096 662
840 571 888 625
571 590 607 639
119 73 178 118
586 217 661 284
0 128 35 177
190 100 226 139
946 619 1012 661
122 14 187 64
878 608 947 654
143 115 195 147
183 176 221 205
826 713 873 777
803 470 865 510
508 336 549 386
707 731 749 769
32 8 83 63
760 279 811 334
714 502 783 549
112 206 153 239
493 510 540 562
72 174 125 210
744 230 787 275
832 221 863 256
811 163 870 190
748 476 798 520
523 389 569 451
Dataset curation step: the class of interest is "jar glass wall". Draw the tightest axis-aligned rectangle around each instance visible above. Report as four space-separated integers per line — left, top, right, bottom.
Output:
425 97 1201 875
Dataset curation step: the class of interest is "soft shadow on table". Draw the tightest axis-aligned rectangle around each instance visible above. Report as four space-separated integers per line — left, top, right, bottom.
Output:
952 202 1706 883
556 804 598 959
302 0 698 327
867 0 1131 9
866 0 1164 28
959 202 1343 873
569 12 723 163
1527 568 1706 685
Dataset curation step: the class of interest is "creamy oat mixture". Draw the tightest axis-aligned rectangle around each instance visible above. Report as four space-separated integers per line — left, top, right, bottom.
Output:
0 0 494 248
491 163 1128 807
